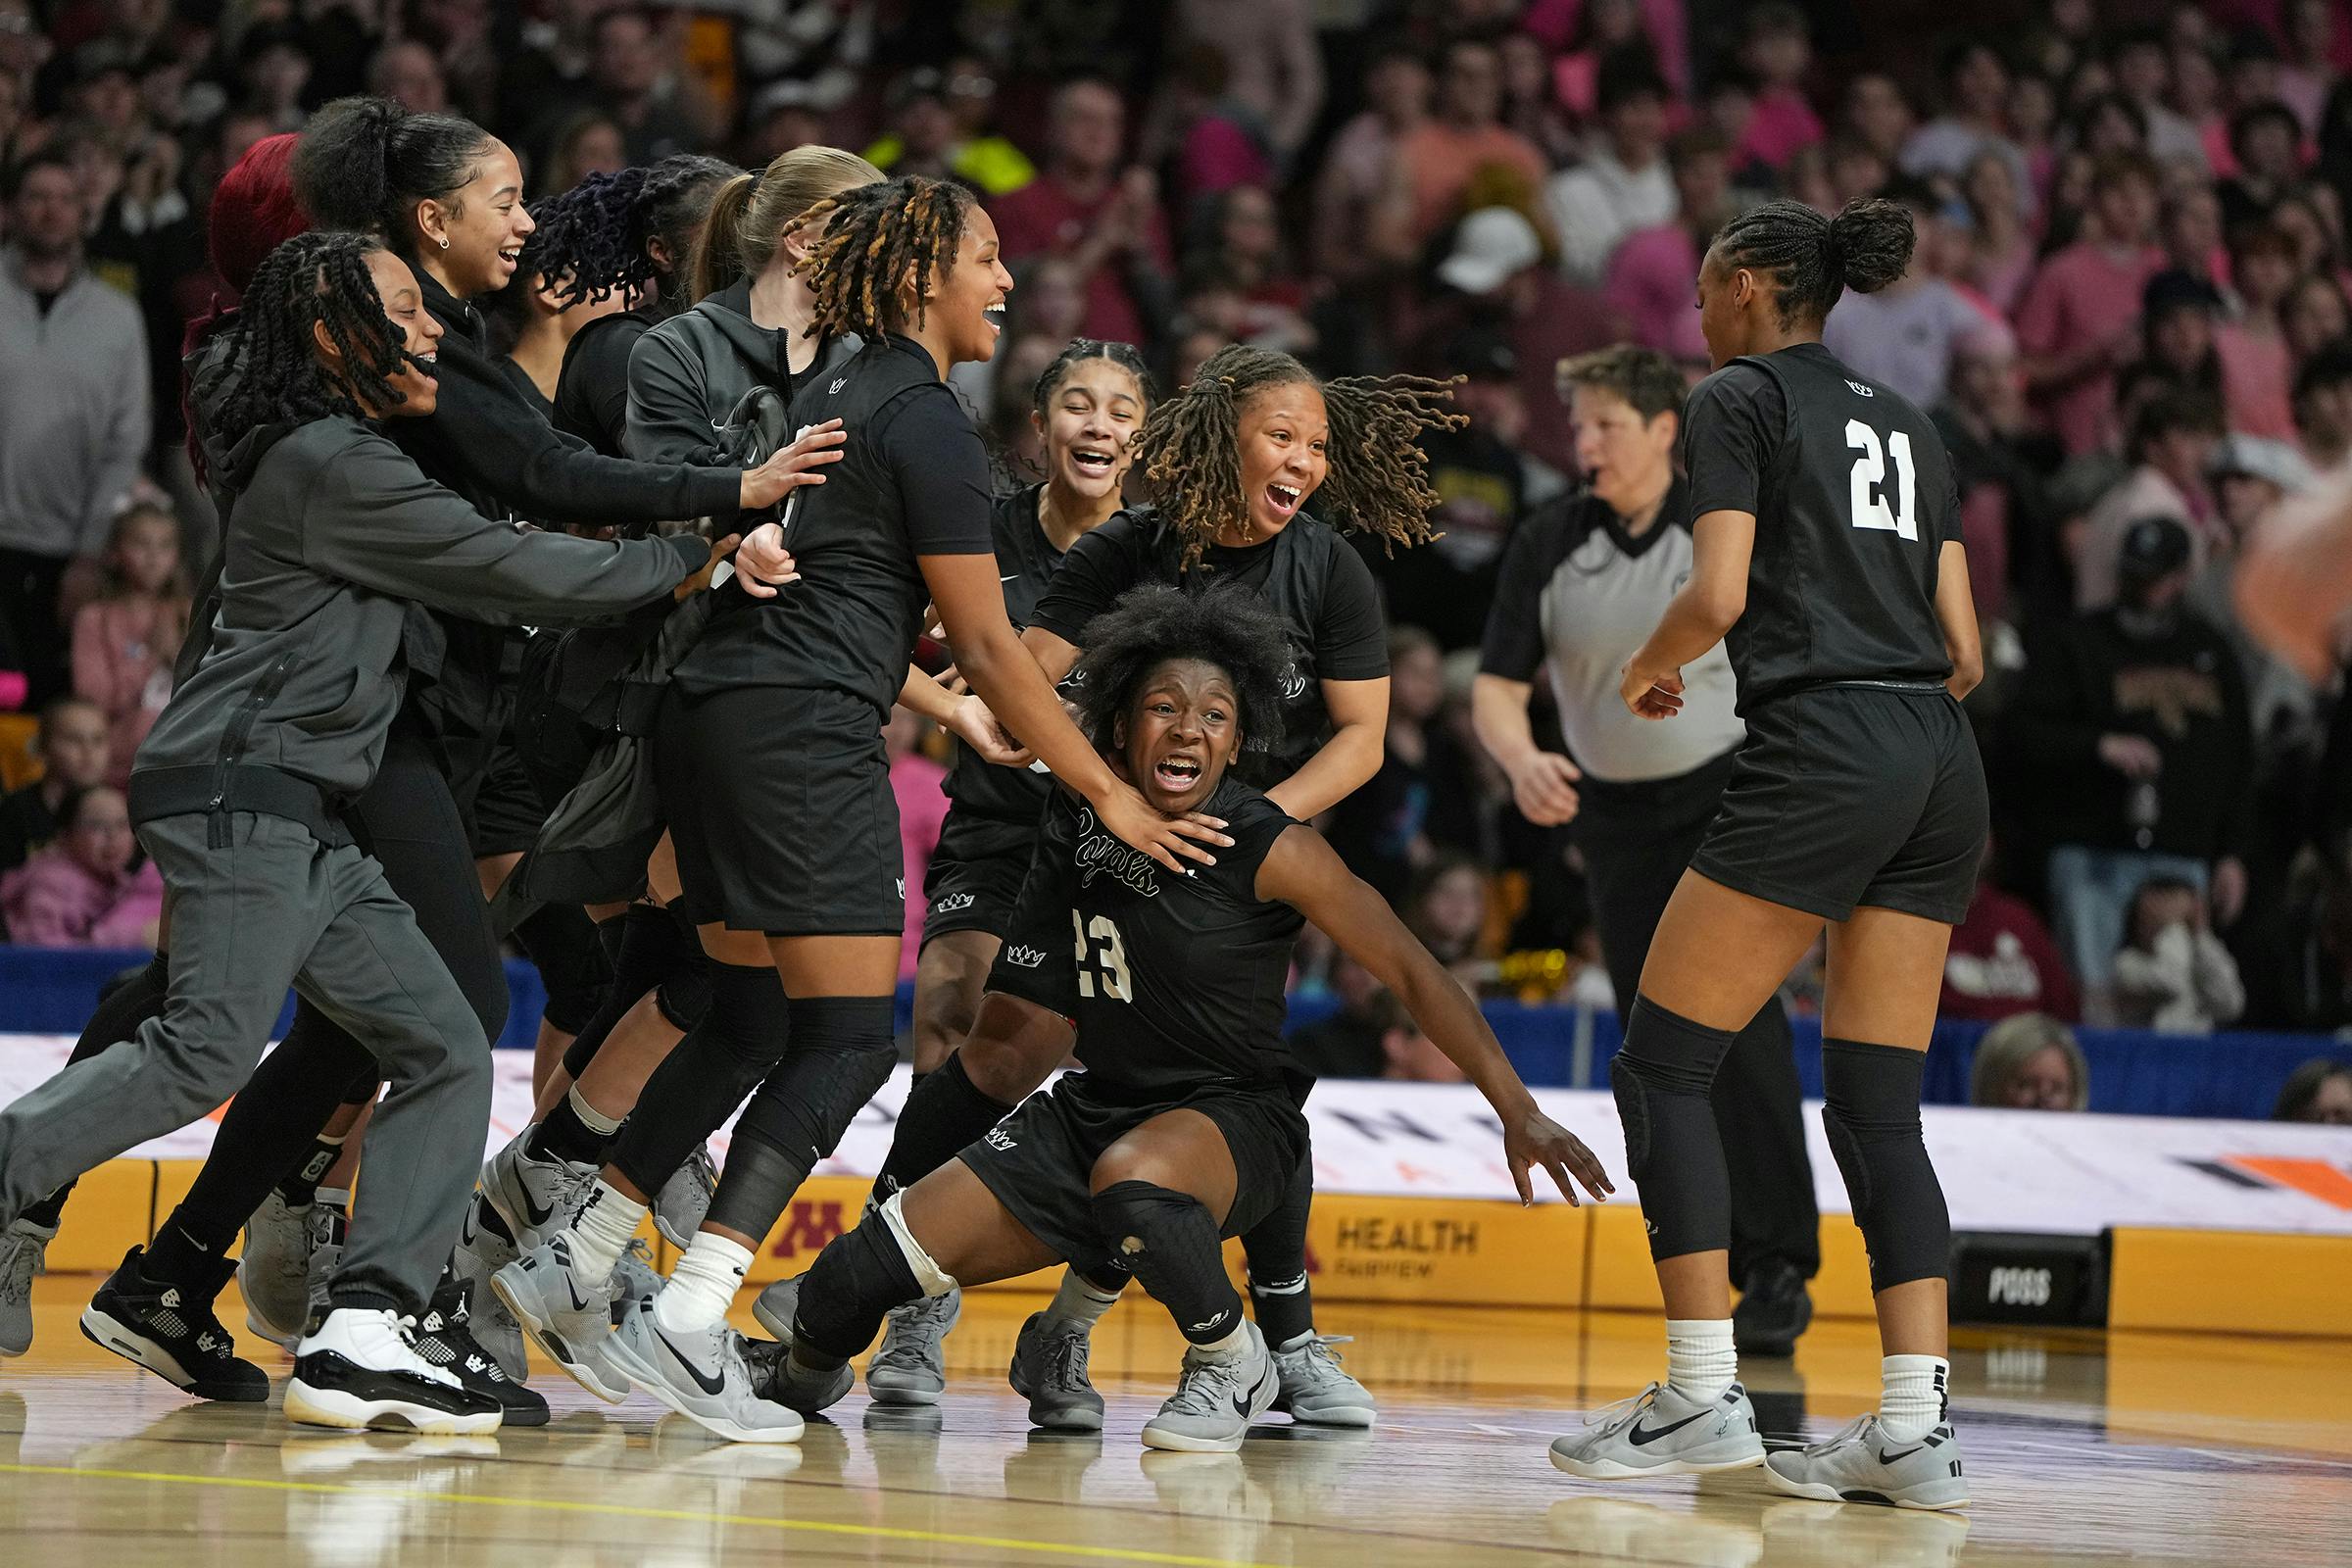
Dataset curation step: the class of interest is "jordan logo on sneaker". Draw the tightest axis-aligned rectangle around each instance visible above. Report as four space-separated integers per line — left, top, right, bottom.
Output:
1627 1409 1708 1446
658 1328 728 1396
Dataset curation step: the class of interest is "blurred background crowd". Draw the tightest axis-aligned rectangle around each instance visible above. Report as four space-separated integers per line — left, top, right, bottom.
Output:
1 0 2350 1116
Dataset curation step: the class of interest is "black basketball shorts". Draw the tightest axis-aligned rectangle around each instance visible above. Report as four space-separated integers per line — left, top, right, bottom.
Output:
656 684 905 938
957 1069 1308 1268
918 808 1037 950
1690 682 1987 926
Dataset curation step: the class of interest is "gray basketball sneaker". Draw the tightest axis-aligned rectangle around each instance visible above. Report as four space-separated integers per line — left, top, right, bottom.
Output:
867 1287 960 1405
1271 1333 1376 1428
479 1131 597 1253
238 1191 313 1348
1141 1322 1278 1453
1548 1382 1765 1480
1762 1415 1970 1511
490 1234 627 1402
608 1296 804 1444
0 1216 55 1357
652 1145 718 1250
1007 1311 1104 1432
451 1195 526 1381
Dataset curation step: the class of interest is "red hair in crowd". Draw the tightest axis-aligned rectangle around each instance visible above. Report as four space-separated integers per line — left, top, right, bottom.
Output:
183 132 311 478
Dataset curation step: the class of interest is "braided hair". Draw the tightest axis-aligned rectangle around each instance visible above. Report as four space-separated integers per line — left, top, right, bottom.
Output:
1031 337 1155 419
293 95 493 253
213 233 415 431
1131 344 1464 568
1710 197 1914 330
788 174 975 341
1070 583 1294 761
524 156 738 317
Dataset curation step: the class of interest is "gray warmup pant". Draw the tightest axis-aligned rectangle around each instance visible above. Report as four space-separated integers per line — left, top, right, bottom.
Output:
0 810 491 1314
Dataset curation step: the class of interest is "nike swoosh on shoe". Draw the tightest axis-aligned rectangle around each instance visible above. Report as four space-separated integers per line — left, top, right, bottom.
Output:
1627 1409 1710 1446
658 1328 729 1396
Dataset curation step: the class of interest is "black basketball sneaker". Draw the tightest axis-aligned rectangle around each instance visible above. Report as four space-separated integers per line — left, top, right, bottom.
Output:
79 1247 270 1401
285 1306 505 1435
412 1274 549 1427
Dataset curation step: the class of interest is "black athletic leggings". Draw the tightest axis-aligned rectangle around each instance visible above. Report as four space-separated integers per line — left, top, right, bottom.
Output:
36 723 507 1252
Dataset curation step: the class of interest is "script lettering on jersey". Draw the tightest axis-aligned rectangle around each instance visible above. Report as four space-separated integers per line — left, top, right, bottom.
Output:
1073 807 1162 897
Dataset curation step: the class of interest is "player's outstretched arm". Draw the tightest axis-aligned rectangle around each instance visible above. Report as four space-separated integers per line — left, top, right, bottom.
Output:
1255 823 1614 1207
1620 507 1753 719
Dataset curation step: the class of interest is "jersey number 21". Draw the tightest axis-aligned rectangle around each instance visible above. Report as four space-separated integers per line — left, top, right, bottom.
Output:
1845 418 1918 542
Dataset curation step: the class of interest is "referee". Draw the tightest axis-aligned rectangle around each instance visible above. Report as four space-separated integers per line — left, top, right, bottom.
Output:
1472 345 1817 1354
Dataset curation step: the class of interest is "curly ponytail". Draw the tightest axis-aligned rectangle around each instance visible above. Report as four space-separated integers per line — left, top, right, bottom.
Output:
1713 196 1916 329
1131 343 1463 568
293 95 493 254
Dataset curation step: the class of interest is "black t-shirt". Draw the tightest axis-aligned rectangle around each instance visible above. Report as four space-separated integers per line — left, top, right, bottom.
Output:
944 483 1070 823
674 336 995 715
1682 341 1959 712
496 356 554 422
1028 507 1391 784
554 310 654 459
1056 775 1307 1102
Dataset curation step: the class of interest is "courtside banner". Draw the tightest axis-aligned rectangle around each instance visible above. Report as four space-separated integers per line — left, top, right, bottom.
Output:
2 1037 2345 1237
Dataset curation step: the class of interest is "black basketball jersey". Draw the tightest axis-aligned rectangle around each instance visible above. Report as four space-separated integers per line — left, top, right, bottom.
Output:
1682 341 1960 712
1043 775 1306 1102
672 336 996 715
1027 507 1390 784
944 483 1069 822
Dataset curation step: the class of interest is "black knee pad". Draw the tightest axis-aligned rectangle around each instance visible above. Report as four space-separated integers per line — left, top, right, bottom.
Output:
1610 996 1738 1262
1821 1039 1950 1293
655 932 711 1031
733 996 897 1171
794 1217 923 1361
514 901 611 1037
1091 1180 1244 1346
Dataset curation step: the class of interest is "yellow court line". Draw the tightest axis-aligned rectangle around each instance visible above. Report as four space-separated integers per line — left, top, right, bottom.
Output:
0 1461 1280 1568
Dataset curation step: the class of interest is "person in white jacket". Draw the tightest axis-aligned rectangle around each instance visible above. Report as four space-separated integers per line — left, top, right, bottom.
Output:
2113 875 2246 1033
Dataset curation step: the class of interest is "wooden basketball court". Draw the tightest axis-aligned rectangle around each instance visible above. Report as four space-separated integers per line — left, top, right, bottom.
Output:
4 1275 2346 1566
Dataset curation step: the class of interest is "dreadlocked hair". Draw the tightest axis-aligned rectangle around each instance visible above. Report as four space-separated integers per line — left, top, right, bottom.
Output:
213 232 414 432
527 156 739 316
1712 197 1914 330
1133 344 1464 568
788 174 975 341
1069 583 1293 761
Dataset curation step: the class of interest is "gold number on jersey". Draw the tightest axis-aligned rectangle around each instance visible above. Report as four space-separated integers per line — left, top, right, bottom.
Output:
1845 418 1919 542
1069 910 1132 1003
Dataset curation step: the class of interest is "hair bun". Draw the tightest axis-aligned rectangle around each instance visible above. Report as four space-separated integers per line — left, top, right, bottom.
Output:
1826 197 1915 295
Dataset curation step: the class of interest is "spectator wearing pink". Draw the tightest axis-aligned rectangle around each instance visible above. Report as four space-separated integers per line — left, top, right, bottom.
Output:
1313 46 1430 282
1167 0 1324 165
1545 53 1674 284
1 785 161 948
1544 0 1686 124
1960 152 2037 314
1735 3 1826 171
2077 388 2226 611
1523 0 1690 105
1150 43 1276 208
2008 71 2061 204
1605 127 1732 366
885 712 949 984
990 77 1173 346
1942 852 2082 1024
2018 150 2166 456
2277 0 2344 134
1394 37 1548 250
2160 184 2230 293
72 502 188 789
2217 223 2304 441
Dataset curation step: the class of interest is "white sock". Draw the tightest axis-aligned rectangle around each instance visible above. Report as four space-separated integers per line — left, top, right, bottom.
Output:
1046 1267 1122 1330
1879 1354 1949 1441
566 1180 647 1280
567 1084 621 1138
655 1233 754 1335
315 1187 351 1215
1191 1316 1250 1359
1666 1318 1738 1403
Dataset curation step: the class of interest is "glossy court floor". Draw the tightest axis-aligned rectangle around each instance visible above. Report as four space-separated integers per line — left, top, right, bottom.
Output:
3 1277 2346 1567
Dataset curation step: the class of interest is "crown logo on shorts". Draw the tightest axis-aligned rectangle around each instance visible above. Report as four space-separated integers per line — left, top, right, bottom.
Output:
1005 945 1048 967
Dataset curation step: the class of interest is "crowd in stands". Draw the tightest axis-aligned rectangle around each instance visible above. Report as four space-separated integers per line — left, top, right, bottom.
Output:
2 0 2351 1095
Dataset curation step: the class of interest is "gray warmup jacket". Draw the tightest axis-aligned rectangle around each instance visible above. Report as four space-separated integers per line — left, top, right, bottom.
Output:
128 414 706 843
